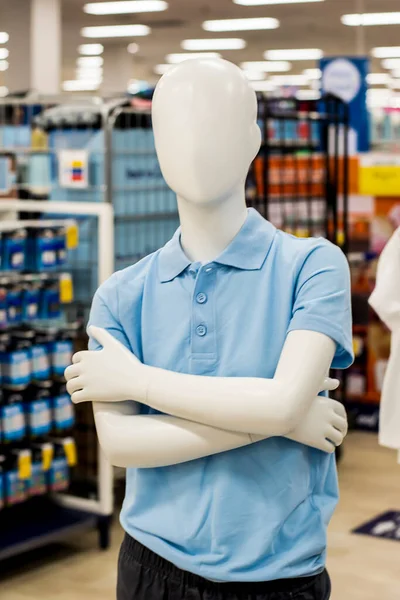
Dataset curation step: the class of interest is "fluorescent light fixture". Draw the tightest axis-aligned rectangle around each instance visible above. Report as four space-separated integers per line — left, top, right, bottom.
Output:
0 60 8 71
296 89 320 100
79 44 104 55
166 52 221 63
303 68 321 79
62 80 100 92
82 24 150 38
382 58 400 69
181 38 246 51
265 48 323 61
250 80 276 92
0 32 9 44
342 12 400 26
203 18 279 32
367 73 390 85
373 47 400 58
234 0 324 5
240 61 291 72
271 74 310 85
76 68 103 81
154 64 170 75
84 1 168 15
0 48 9 60
243 71 266 81
0 86 8 97
77 56 104 67
127 43 140 54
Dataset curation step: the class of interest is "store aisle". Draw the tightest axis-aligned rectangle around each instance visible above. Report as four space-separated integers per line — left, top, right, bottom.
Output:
1 432 399 600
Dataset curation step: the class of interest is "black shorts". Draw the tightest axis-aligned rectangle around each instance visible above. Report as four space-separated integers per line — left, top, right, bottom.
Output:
117 534 332 600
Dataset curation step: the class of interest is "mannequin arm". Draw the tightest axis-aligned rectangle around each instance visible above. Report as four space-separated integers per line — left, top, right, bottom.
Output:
68 327 336 436
93 392 346 468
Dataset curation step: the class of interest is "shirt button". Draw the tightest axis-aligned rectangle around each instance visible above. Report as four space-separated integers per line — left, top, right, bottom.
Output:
205 266 213 273
196 292 207 304
196 324 207 337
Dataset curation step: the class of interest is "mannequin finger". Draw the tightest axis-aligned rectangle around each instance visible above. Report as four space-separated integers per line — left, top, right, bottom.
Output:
326 427 343 447
322 377 340 392
322 439 336 454
71 390 89 404
72 352 85 364
332 413 348 435
64 364 81 381
67 377 85 395
332 401 346 418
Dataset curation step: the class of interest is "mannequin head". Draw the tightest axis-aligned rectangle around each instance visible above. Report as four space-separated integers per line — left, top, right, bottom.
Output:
152 58 261 205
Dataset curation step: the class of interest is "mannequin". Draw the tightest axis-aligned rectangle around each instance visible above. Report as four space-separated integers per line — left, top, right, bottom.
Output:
65 59 353 600
369 227 400 463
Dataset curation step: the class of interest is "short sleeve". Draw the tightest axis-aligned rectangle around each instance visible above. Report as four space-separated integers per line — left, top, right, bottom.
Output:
87 273 132 352
287 241 354 369
369 229 400 332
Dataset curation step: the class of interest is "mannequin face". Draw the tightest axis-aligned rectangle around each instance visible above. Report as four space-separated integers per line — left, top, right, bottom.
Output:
152 58 261 205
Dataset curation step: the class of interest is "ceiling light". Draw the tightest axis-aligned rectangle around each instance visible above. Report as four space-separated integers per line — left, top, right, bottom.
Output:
79 44 104 55
127 43 140 54
62 80 100 92
0 60 9 71
203 18 279 32
373 47 400 58
0 86 8 97
0 48 9 60
81 25 150 38
271 74 310 85
240 61 291 72
392 70 400 79
84 1 168 15
0 32 9 44
382 58 400 69
76 68 103 81
342 12 400 26
243 71 266 81
303 68 321 79
265 48 323 61
250 80 277 92
234 0 324 4
181 38 246 51
154 64 170 75
296 89 320 100
367 73 390 85
166 52 221 63
77 56 104 68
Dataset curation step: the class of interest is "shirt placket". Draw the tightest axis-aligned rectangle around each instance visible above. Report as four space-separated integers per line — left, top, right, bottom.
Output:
189 263 218 375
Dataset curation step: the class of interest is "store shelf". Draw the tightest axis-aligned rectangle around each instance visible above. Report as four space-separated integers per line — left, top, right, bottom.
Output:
0 497 97 561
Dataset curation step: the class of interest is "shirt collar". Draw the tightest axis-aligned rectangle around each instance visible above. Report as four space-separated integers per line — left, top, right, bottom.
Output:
158 208 276 283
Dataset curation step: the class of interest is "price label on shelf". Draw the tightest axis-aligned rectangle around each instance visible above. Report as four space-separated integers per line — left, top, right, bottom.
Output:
66 223 79 250
18 450 32 480
63 438 77 467
42 443 54 472
60 273 74 304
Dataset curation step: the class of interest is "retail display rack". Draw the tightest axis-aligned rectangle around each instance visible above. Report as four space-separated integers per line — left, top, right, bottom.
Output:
247 94 351 413
0 199 114 560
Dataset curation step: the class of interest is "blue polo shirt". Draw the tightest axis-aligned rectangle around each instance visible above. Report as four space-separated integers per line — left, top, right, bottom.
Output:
88 208 353 582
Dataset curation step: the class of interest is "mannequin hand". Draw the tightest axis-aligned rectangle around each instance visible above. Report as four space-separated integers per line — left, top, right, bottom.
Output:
286 395 348 453
64 326 149 404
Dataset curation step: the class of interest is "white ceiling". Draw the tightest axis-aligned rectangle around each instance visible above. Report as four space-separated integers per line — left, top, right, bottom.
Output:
60 0 400 77
2 0 400 89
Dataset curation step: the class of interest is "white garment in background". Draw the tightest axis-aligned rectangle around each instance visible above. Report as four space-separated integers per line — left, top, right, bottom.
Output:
369 227 400 462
